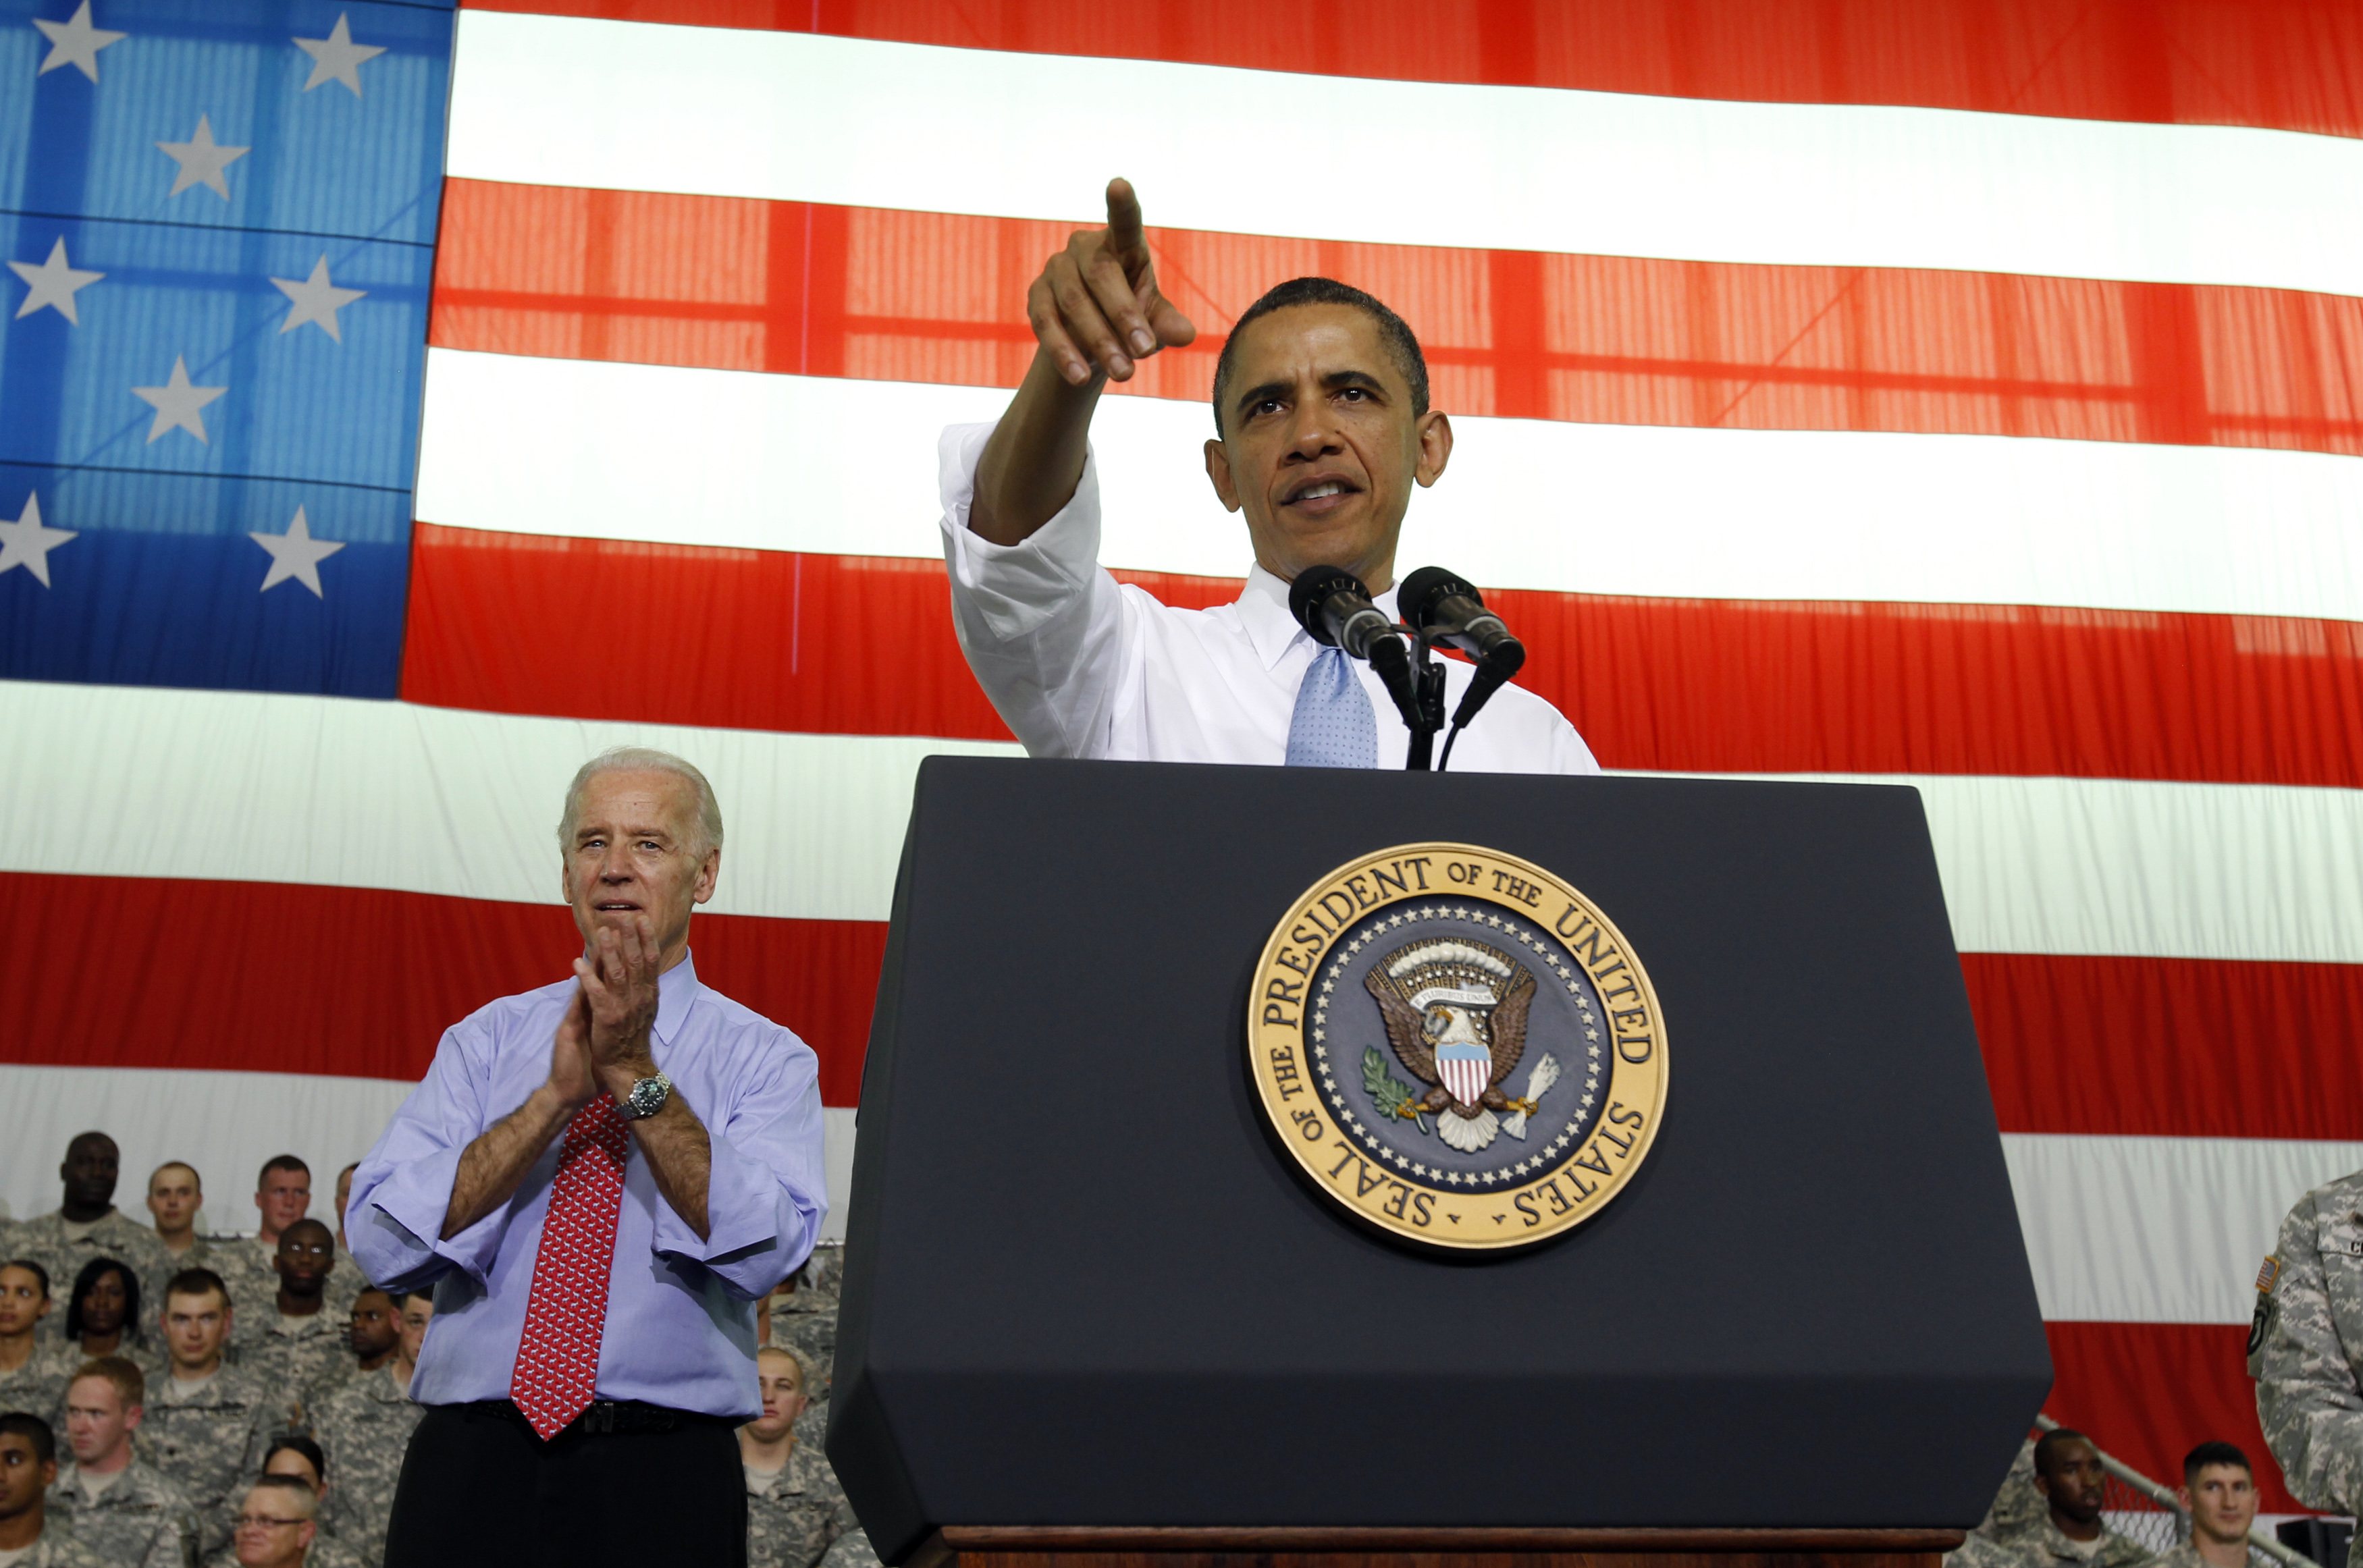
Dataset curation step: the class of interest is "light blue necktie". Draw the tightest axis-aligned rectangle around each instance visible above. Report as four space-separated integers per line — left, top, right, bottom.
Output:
1285 646 1379 768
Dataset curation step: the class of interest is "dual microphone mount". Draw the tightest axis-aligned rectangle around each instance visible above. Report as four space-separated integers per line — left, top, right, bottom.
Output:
1286 564 1528 772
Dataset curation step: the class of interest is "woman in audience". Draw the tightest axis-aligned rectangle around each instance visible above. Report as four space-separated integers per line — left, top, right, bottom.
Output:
61 1258 157 1379
199 1437 365 1568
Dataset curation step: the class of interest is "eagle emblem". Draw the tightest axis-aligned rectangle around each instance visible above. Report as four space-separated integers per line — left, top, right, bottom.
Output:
1364 938 1558 1154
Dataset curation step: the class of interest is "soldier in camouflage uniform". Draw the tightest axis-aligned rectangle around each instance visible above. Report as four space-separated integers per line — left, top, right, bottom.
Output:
232 1224 348 1424
213 1475 325 1568
145 1164 221 1317
13 1135 171 1332
2141 1442 2258 1568
0 1263 81 1428
742 1347 855 1568
2254 1170 2363 1513
190 1436 368 1568
1996 1430 2153 1568
52 1356 201 1568
59 1258 166 1395
0 1413 107 1568
308 1291 429 1568
144 1270 286 1555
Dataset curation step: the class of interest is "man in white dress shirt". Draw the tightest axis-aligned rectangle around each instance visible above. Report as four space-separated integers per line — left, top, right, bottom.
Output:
940 178 1600 775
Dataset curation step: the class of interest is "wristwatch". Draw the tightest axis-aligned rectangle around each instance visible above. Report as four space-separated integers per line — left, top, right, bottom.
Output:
620 1072 673 1120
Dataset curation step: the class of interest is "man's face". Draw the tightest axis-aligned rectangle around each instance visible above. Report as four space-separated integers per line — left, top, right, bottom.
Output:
256 1167 310 1235
0 1268 49 1337
747 1353 807 1443
0 1433 50 1520
77 1267 130 1338
273 1222 335 1298
396 1296 433 1363
1204 303 1450 596
2038 1439 2106 1527
147 1164 201 1234
2184 1464 2258 1544
63 1376 136 1467
60 1133 119 1210
232 1485 315 1568
348 1291 397 1360
164 1290 230 1370
561 769 718 960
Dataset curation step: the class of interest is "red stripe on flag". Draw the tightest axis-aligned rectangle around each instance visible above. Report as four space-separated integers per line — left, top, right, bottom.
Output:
2045 1320 2304 1515
430 181 2363 458
457 0 2363 142
0 871 882 1108
399 526 2363 790
1968 954 2363 1142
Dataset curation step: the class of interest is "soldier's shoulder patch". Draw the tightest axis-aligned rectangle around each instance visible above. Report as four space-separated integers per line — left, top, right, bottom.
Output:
2258 1254 2282 1293
2249 1255 2282 1361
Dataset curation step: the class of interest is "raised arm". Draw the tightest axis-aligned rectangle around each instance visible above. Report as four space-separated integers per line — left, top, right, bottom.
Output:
970 178 1195 545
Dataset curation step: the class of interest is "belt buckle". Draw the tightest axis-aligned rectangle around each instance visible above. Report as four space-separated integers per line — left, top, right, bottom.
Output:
577 1402 619 1436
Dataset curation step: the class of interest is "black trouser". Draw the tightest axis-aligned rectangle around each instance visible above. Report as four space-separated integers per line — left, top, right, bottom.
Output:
383 1401 747 1567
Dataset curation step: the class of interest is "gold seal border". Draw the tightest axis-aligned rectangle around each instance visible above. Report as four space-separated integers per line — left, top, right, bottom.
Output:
1248 842 1669 1251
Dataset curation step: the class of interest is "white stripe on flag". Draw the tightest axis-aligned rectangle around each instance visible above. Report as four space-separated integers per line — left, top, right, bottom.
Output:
3 680 2360 963
448 10 2363 299
416 351 2363 624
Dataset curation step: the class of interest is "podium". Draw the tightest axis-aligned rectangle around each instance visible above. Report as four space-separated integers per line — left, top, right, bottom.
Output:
827 759 2048 1568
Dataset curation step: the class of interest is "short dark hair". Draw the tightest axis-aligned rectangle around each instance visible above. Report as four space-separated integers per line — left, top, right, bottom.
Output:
245 1473 317 1517
163 1268 230 1311
2034 1428 2092 1480
265 1432 327 1486
0 1260 49 1300
0 1412 55 1466
1210 276 1429 437
63 1257 140 1343
2184 1441 2252 1484
258 1154 309 1185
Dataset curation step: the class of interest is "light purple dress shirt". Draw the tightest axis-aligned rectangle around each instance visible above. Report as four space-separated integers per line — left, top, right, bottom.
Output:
348 953 825 1420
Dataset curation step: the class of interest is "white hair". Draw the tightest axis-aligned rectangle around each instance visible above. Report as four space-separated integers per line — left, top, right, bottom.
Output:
557 747 724 859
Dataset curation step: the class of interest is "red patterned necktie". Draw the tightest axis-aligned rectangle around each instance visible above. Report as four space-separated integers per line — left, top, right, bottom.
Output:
510 1094 631 1438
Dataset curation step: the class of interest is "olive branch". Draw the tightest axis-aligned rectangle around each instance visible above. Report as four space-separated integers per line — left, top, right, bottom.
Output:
1362 1046 1430 1134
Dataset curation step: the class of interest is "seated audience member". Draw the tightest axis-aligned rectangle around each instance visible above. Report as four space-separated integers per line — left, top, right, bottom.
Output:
63 1257 159 1382
198 1438 366 1568
2005 1429 2154 1568
13 1136 170 1322
224 1476 321 1568
0 1265 76 1420
0 1412 104 1567
51 1356 201 1568
147 1162 215 1282
2148 1443 2258 1568
326 1291 397 1390
219 1160 346 1318
742 1347 853 1568
144 1270 283 1556
232 1222 345 1413
311 1293 430 1568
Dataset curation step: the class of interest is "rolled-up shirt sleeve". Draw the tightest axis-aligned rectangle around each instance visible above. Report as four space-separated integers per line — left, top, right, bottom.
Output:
647 1031 826 1299
938 421 1134 759
348 1022 516 1292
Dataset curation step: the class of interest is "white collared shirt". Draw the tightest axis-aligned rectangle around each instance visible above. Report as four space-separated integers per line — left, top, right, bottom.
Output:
938 423 1602 774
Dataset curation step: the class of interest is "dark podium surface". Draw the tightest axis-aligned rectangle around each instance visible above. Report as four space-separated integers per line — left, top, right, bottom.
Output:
828 759 2048 1563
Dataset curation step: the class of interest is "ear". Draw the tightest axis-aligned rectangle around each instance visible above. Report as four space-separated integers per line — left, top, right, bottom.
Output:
2034 1473 2052 1498
124 1405 142 1434
693 848 720 907
1414 410 1453 488
1204 438 1242 513
2175 1486 2192 1511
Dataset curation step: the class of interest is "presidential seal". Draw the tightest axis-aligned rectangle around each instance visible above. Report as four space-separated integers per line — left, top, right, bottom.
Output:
1248 843 1668 1251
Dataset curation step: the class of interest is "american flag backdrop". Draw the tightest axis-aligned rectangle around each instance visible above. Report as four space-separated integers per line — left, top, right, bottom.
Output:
4 0 2362 1515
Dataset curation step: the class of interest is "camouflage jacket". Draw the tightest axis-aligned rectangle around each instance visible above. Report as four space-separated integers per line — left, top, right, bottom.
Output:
50 1457 200 1568
2254 1170 2363 1513
309 1365 423 1568
2140 1544 2235 1568
820 1527 882 1568
5 1525 108 1568
232 1307 348 1425
212 1242 361 1332
1998 1517 2154 1568
8 1211 171 1340
138 1362 286 1554
0 1337 83 1428
200 1530 367 1568
745 1442 856 1568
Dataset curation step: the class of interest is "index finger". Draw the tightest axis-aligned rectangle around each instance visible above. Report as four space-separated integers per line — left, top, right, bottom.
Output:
1105 178 1147 267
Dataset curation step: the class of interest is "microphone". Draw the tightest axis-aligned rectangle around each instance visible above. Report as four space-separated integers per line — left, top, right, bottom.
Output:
1398 566 1525 678
1397 566 1524 738
1287 566 1420 728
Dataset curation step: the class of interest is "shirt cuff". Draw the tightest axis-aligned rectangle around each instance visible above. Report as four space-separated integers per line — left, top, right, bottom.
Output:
938 421 1105 645
647 1129 820 1297
358 1145 514 1290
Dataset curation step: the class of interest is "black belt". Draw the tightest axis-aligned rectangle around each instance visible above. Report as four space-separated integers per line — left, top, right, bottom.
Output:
450 1399 729 1437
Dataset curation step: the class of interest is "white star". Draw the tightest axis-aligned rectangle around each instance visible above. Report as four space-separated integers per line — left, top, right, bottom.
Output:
157 115 248 200
8 237 103 324
32 3 124 82
1445 1172 1463 1186
132 356 225 443
251 506 343 595
292 13 384 95
270 255 365 341
1585 1027 1599 1041
0 493 75 587
1582 1094 1595 1107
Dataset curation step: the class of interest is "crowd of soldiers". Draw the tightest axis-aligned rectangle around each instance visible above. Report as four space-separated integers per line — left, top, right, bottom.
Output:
0 1131 875 1568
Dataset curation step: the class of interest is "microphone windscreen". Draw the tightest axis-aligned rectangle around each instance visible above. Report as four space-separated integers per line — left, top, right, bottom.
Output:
1397 566 1477 632
1286 564 1368 643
